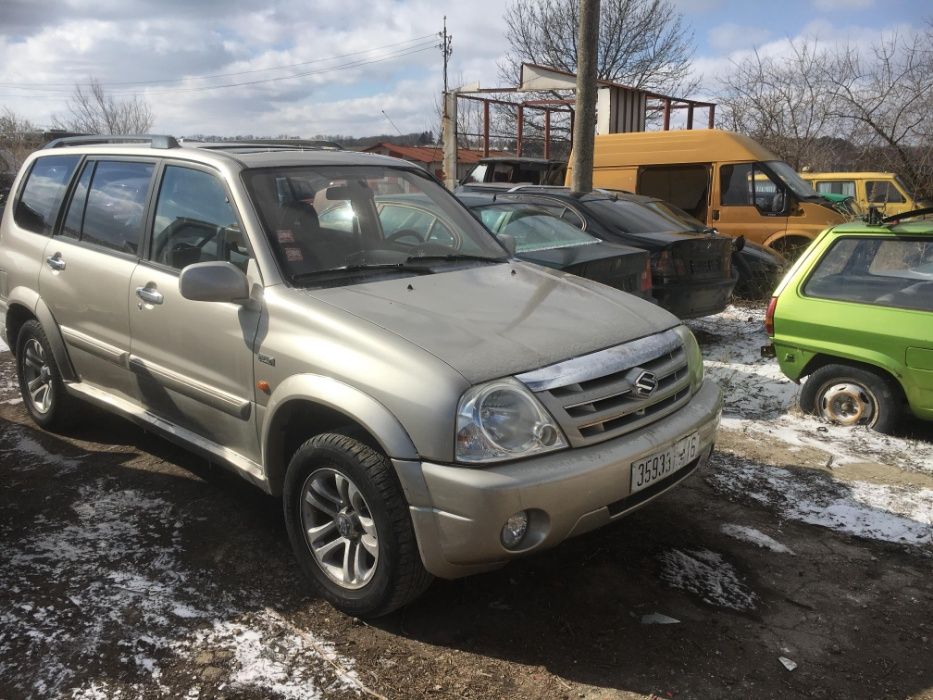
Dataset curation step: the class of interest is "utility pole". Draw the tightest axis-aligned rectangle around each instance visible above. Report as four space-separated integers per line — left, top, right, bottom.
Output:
440 16 457 190
570 0 600 193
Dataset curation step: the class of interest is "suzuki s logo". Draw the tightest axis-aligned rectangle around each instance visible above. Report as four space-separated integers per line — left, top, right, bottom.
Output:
633 370 658 398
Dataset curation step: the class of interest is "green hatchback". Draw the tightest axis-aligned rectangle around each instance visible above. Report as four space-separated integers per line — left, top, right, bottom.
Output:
764 215 933 433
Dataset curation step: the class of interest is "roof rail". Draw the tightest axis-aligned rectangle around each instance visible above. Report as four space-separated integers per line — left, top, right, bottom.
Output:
192 139 344 151
505 184 570 193
43 134 180 149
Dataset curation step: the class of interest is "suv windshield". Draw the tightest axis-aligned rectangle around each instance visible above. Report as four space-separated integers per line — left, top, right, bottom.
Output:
767 161 820 200
244 165 506 284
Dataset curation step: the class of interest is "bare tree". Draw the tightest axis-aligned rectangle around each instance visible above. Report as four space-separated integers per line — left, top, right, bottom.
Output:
499 0 696 96
828 30 933 198
0 108 42 172
52 78 154 135
716 28 933 198
717 41 839 170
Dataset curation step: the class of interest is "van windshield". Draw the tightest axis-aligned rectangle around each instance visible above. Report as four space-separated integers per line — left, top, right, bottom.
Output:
767 161 821 200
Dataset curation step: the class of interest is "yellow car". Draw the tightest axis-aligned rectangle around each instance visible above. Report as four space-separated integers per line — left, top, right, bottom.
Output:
800 171 930 217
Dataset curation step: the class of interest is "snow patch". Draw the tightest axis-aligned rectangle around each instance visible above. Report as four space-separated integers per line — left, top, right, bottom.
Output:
0 337 8 353
657 548 758 611
709 454 933 548
0 423 83 472
721 524 794 554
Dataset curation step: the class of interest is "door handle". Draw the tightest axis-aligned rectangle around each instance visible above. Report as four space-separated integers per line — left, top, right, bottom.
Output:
46 255 66 271
135 286 164 305
711 209 720 221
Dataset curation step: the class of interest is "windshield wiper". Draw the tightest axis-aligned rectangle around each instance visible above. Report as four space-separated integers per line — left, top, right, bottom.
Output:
405 253 505 265
291 263 430 282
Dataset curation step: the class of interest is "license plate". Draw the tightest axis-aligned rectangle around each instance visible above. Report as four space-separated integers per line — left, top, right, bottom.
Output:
630 432 700 494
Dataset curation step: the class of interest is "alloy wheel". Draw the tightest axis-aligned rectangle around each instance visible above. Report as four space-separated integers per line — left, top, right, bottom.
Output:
21 338 53 414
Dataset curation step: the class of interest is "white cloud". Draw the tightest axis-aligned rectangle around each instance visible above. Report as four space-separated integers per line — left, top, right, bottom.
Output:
708 23 772 52
813 0 874 9
0 0 510 137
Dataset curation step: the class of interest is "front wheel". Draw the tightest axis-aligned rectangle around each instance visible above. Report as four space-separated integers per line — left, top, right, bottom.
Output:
283 433 432 617
799 363 902 434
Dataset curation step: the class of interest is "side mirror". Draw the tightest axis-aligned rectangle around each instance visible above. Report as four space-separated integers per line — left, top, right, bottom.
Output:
179 261 250 304
497 233 517 256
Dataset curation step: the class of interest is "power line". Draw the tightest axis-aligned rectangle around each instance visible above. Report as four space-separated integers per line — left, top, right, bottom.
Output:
0 36 437 94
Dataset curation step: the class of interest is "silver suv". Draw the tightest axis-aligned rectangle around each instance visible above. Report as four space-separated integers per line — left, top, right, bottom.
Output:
0 136 722 616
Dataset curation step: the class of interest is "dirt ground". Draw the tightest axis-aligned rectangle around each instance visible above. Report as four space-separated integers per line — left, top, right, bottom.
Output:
1 306 931 700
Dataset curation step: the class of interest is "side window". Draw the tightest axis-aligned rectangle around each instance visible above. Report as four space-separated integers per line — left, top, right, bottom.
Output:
62 161 95 239
720 163 784 212
82 161 154 254
14 155 80 235
816 180 855 198
151 166 246 271
866 181 905 204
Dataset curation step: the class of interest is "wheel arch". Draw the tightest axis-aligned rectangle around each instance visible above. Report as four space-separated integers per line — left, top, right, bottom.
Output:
5 288 77 380
799 353 906 400
261 374 419 496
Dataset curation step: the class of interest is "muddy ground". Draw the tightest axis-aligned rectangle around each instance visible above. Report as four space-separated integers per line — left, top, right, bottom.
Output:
1 308 931 700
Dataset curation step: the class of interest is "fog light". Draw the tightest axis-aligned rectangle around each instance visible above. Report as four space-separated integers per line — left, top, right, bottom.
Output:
501 511 529 549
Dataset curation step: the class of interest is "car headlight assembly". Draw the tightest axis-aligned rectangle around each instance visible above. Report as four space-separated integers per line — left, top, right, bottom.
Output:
455 378 568 464
675 325 704 389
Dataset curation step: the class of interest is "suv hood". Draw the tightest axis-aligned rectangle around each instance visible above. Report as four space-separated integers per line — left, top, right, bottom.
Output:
307 262 678 383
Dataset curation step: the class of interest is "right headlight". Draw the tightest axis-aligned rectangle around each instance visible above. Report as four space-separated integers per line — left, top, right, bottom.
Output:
455 378 567 464
675 325 704 390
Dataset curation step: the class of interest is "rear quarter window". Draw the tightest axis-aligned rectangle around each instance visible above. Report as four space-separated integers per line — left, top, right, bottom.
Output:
803 236 933 312
14 155 81 235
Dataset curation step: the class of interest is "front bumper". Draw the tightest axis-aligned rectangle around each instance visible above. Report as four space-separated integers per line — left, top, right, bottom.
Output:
393 378 722 579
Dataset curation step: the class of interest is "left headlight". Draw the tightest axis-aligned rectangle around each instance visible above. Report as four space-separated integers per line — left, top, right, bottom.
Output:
455 378 568 464
675 325 704 390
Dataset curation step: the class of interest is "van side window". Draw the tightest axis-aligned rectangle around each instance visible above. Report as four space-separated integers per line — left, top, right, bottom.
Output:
14 155 81 235
151 166 249 271
81 161 154 255
866 181 905 204
639 165 710 220
816 180 855 198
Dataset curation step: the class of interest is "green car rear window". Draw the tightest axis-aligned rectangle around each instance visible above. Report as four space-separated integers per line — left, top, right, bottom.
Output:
803 236 933 312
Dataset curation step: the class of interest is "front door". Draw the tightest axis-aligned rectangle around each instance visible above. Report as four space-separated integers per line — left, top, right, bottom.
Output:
712 162 788 246
39 158 155 398
128 163 262 463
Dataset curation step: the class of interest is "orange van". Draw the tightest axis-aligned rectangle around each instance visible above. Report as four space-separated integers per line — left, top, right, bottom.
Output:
569 129 845 256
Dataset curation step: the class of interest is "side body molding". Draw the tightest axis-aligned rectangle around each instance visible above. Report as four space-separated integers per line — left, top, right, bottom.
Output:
261 374 419 467
6 287 78 381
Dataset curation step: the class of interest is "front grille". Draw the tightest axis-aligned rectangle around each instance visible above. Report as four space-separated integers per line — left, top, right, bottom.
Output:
516 329 692 448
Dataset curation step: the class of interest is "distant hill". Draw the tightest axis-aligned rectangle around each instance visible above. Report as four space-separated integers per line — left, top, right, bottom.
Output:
182 131 436 150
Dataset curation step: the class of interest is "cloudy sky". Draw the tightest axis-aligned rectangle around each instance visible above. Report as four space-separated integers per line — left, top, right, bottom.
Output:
0 0 928 138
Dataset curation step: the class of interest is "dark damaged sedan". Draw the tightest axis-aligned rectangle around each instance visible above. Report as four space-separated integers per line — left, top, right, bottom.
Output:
460 185 738 319
457 194 652 300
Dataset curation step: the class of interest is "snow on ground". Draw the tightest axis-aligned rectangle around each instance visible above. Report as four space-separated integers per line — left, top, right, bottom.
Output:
688 305 933 475
0 337 8 353
720 524 794 554
710 453 932 549
657 548 758 611
0 436 362 699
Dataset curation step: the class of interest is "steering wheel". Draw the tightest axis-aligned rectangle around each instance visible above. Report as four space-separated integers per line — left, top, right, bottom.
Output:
385 228 426 246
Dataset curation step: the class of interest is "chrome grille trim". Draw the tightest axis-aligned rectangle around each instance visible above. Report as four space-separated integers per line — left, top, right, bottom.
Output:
515 328 682 392
518 328 691 448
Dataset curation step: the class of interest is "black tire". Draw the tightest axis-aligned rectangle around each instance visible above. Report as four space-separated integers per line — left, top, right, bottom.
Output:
283 433 432 617
799 363 902 434
15 320 76 430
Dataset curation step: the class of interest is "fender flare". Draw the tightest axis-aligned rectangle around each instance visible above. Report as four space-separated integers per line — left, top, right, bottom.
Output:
6 286 77 381
261 373 419 466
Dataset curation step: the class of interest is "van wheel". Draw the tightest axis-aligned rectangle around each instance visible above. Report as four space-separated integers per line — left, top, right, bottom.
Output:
283 433 432 617
799 363 902 434
771 237 811 261
15 320 76 430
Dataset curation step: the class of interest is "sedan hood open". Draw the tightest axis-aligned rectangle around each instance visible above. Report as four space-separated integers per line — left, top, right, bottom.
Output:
308 262 678 383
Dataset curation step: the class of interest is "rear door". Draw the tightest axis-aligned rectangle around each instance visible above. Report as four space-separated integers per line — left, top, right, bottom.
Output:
39 158 155 397
127 162 262 463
